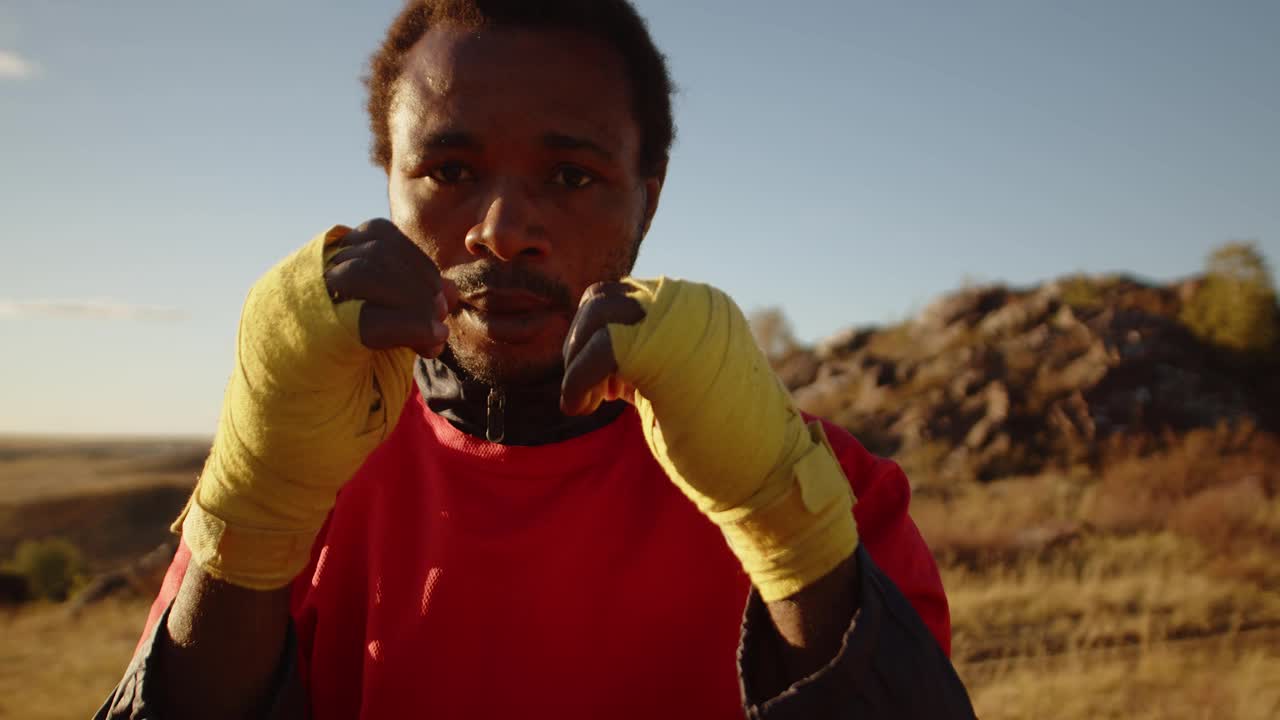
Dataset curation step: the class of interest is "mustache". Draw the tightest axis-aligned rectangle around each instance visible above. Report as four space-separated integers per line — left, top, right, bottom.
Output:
445 262 575 312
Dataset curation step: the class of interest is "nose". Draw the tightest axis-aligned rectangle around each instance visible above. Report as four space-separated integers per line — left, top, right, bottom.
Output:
464 182 552 262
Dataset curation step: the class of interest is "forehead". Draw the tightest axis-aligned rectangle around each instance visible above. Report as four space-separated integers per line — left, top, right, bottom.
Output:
390 24 639 161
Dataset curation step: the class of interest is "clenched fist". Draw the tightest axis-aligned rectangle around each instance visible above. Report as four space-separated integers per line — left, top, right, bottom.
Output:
561 277 859 602
180 221 449 590
324 218 458 359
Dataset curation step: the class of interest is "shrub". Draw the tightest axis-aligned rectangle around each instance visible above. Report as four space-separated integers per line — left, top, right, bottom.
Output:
1059 275 1109 311
1180 242 1280 354
10 538 85 602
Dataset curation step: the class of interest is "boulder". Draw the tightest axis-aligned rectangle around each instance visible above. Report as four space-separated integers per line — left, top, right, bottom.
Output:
786 269 1277 481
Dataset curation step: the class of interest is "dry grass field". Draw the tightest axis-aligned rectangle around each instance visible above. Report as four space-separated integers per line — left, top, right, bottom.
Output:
0 598 153 720
914 425 1280 719
2 431 1278 719
0 438 202 718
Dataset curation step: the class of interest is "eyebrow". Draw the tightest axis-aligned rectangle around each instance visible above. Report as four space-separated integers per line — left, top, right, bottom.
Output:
414 129 617 162
421 130 480 150
541 132 616 162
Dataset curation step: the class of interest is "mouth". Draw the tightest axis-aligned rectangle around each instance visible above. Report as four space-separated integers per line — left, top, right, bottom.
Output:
456 289 562 345
460 289 553 315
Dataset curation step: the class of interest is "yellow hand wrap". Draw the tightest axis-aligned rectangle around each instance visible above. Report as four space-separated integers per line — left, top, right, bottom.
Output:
607 278 858 602
176 226 416 590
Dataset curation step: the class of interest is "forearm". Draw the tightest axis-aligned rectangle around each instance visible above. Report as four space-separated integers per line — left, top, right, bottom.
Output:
741 545 976 719
155 562 293 720
763 551 859 685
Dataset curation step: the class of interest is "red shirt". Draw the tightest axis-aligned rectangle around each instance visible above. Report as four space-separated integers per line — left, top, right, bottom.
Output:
141 395 949 718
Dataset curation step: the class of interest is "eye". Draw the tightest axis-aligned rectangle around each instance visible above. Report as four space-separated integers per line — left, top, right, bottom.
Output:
428 162 475 185
552 165 596 189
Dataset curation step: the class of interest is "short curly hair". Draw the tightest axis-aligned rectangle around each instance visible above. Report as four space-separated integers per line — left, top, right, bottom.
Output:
365 0 676 178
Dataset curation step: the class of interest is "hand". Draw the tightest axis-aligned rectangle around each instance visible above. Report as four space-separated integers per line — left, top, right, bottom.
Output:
562 277 858 602
181 222 442 590
324 218 458 358
560 280 644 416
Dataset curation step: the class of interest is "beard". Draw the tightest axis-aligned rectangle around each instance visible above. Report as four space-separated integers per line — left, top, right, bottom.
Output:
442 259 576 388
445 335 566 388
439 232 641 389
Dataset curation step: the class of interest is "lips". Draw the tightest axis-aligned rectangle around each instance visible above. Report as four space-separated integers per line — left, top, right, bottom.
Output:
457 289 560 345
462 289 552 314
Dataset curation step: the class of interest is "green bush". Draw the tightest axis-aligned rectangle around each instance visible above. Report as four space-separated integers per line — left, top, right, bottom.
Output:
10 538 85 602
1180 242 1280 354
1059 275 1109 311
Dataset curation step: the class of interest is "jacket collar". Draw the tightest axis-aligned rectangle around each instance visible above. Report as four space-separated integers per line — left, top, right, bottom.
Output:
414 351 626 446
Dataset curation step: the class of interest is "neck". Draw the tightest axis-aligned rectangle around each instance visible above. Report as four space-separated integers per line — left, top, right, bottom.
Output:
414 352 626 446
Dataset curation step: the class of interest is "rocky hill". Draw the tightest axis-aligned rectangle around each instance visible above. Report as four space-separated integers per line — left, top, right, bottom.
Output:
776 273 1280 486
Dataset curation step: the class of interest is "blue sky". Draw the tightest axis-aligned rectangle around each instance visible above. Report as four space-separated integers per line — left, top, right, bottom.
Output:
2 0 1278 436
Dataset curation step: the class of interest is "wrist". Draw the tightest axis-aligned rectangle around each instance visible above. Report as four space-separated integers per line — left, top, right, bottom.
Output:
763 552 860 682
717 421 859 602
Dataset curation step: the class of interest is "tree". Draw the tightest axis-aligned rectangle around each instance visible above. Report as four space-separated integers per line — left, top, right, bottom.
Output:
748 307 798 362
1181 242 1280 354
1206 242 1273 288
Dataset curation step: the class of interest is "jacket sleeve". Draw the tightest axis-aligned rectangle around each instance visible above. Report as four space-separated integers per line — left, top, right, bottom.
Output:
91 542 306 720
738 544 976 718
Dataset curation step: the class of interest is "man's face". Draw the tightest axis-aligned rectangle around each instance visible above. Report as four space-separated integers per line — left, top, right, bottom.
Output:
386 25 661 387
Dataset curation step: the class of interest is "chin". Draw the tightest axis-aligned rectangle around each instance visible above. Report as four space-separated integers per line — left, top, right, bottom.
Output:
443 309 572 387
446 337 565 388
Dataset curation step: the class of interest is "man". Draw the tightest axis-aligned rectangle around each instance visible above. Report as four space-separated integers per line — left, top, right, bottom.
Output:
98 1 974 718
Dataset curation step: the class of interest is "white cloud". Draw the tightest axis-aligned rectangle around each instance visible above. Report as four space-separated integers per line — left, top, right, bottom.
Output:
0 49 39 79
0 299 187 322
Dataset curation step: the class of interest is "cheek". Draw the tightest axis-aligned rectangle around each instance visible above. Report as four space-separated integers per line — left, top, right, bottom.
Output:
388 178 470 263
554 191 643 276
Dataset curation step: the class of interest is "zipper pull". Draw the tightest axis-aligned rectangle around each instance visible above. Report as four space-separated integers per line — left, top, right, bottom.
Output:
486 387 506 443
